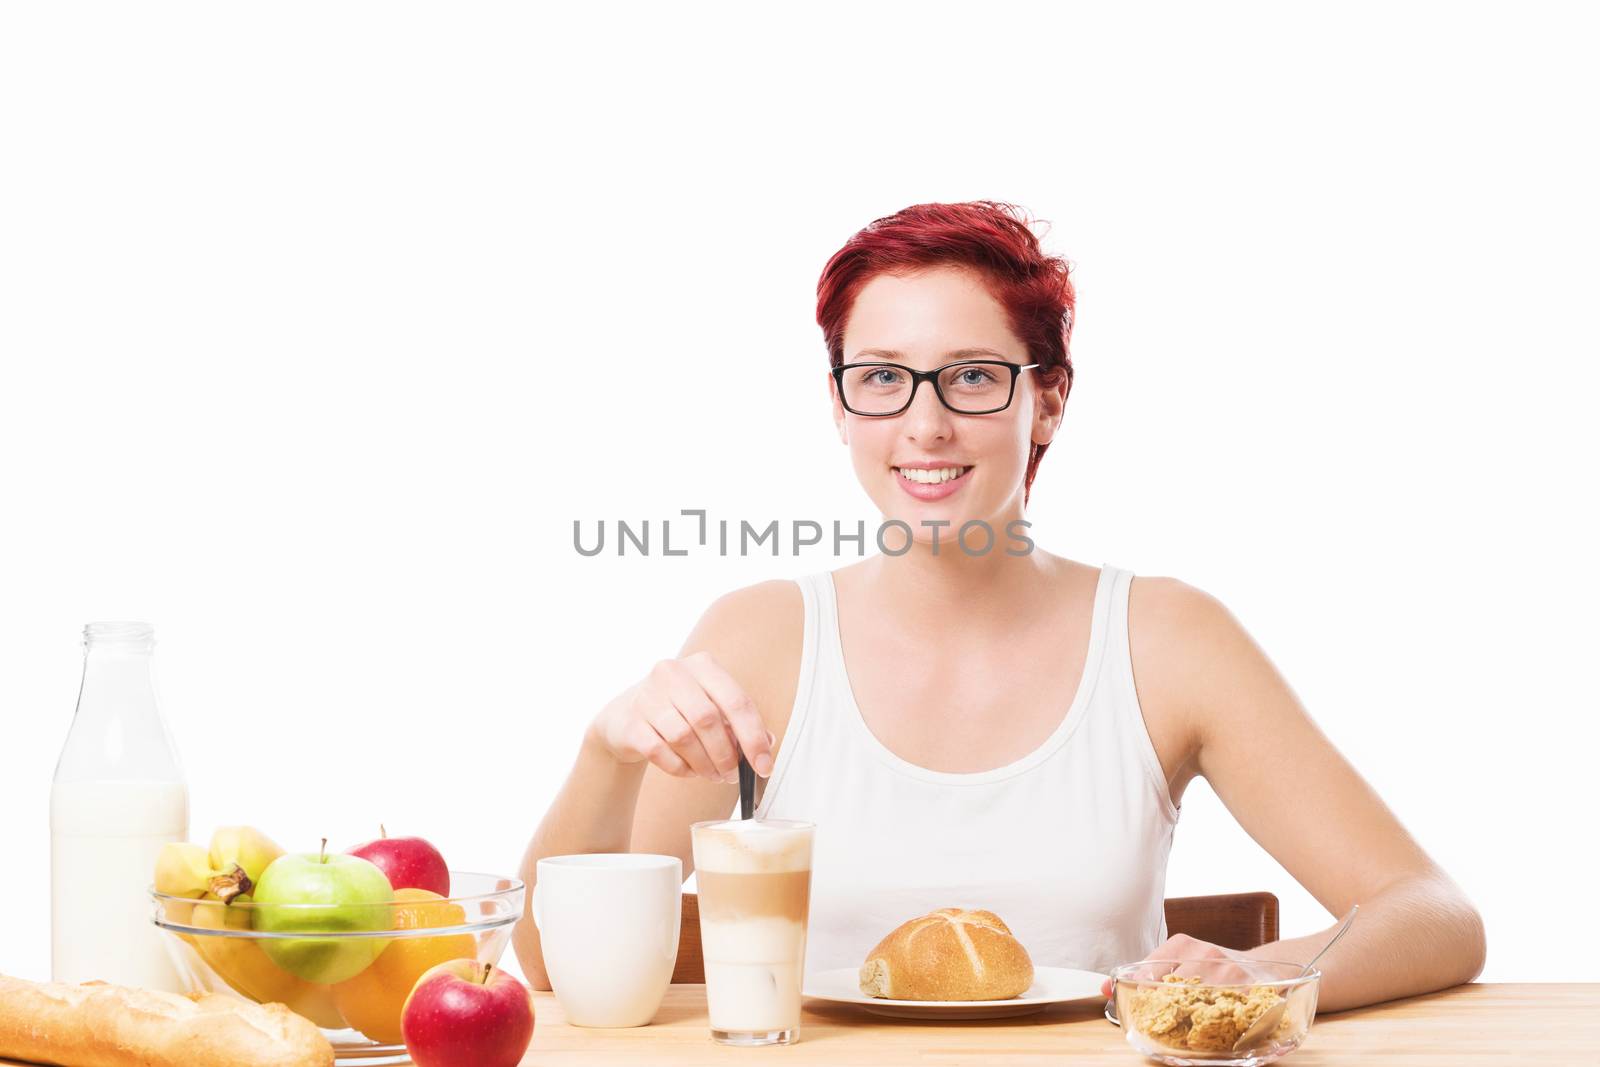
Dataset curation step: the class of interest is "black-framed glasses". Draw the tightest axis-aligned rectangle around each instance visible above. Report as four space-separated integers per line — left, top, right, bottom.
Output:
832 359 1040 417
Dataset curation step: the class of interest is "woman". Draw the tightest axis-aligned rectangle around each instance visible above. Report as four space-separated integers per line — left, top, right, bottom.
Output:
514 201 1485 1012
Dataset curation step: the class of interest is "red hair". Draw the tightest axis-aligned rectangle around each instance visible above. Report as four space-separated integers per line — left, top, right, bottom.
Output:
815 201 1075 503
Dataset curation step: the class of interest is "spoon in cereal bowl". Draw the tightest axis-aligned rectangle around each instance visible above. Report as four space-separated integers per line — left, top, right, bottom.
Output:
1230 904 1359 1052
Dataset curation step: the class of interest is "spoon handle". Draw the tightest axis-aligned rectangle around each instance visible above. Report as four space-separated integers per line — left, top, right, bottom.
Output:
738 754 755 820
1304 904 1359 974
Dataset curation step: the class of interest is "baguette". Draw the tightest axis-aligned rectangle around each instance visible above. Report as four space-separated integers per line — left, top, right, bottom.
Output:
859 907 1034 1001
0 973 333 1067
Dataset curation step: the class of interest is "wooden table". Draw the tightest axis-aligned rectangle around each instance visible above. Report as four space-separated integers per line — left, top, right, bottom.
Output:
1 984 1592 1065
520 983 1600 1065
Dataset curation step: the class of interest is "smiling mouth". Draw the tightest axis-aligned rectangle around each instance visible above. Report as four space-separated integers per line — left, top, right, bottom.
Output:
893 465 973 485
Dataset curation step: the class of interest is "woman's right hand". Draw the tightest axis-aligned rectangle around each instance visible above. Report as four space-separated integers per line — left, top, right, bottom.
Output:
586 651 776 782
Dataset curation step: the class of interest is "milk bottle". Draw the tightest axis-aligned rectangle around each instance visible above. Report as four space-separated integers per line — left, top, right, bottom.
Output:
50 622 189 989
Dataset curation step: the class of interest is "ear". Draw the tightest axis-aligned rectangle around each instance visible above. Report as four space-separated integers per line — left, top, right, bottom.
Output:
828 371 849 444
1031 369 1069 447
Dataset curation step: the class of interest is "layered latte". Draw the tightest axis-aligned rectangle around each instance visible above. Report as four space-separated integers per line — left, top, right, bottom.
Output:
690 818 814 1044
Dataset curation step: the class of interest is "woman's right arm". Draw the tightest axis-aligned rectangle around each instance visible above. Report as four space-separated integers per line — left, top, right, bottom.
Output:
511 581 801 990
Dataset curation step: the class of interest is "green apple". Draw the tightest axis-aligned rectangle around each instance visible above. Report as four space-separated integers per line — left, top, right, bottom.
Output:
253 841 396 984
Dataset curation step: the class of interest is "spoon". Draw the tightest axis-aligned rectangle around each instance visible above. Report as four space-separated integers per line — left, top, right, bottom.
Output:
1232 904 1359 1052
737 753 755 820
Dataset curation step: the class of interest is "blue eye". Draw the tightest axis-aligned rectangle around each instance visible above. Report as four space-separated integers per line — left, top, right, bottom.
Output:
948 366 1001 388
859 367 905 388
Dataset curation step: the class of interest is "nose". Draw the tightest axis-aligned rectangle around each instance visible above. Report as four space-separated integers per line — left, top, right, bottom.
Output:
902 378 953 442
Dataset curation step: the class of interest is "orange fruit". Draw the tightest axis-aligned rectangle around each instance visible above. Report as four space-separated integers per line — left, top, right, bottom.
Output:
331 888 475 1044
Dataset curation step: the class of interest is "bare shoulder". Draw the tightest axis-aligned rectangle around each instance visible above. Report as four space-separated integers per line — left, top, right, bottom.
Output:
680 578 805 741
1126 575 1258 769
1128 574 1238 644
691 578 803 638
1129 574 1260 679
684 578 804 671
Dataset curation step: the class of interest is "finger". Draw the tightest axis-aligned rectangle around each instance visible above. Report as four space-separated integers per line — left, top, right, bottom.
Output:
1112 942 1183 986
630 720 692 778
682 652 775 776
639 680 723 782
1172 960 1252 984
645 703 722 780
1208 960 1254 985
1160 934 1200 956
1158 934 1213 965
652 661 741 781
1110 946 1176 988
1168 940 1250 984
1169 944 1221 978
644 662 726 777
1165 937 1225 966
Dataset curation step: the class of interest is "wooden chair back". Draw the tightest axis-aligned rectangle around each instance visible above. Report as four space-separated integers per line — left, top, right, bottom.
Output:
669 890 1278 984
1163 892 1279 951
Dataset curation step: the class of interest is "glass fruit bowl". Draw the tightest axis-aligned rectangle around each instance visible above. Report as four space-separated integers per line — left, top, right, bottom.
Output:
1111 958 1319 1067
152 870 524 1066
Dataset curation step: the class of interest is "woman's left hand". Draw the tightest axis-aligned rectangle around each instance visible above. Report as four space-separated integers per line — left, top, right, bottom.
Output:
1098 933 1258 998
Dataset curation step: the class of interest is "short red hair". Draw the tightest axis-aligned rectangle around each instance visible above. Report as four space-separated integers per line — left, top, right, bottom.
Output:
815 201 1075 502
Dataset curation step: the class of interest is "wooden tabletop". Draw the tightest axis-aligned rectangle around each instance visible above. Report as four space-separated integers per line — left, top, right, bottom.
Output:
520 983 1600 1065
1 983 1593 1065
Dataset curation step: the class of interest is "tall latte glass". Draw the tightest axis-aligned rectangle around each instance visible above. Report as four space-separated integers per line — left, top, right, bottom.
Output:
690 818 815 1046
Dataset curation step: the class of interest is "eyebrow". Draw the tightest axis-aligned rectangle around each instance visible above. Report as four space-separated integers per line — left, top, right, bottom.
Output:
851 347 1010 362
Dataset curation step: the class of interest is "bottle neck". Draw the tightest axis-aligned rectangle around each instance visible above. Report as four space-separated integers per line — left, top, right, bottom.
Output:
79 625 160 724
78 647 160 714
84 621 156 656
55 624 184 785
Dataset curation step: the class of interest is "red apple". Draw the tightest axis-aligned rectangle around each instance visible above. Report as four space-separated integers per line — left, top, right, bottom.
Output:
346 826 450 896
402 960 534 1067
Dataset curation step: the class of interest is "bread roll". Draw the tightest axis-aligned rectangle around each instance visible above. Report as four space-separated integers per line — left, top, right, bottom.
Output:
0 973 333 1067
859 907 1034 1001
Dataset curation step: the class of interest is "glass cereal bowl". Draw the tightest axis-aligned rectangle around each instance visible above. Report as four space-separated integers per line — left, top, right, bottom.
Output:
1111 958 1319 1067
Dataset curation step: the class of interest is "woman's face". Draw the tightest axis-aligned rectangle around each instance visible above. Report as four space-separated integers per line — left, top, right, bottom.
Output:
831 266 1066 543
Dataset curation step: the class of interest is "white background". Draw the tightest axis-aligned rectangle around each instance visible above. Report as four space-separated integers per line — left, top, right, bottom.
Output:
2 1 1596 986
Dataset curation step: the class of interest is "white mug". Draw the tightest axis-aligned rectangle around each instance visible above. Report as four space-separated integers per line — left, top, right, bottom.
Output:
533 853 682 1027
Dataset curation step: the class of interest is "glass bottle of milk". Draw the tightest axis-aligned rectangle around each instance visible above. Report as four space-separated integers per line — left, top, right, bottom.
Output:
50 622 189 989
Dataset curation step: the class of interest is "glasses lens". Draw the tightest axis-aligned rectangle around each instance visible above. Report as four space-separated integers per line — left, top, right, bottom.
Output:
938 362 1012 413
841 364 912 415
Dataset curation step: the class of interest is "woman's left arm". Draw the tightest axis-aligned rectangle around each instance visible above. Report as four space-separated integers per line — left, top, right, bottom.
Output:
1130 579 1486 1012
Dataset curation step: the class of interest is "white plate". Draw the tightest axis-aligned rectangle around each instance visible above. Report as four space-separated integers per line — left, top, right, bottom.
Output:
803 965 1108 1020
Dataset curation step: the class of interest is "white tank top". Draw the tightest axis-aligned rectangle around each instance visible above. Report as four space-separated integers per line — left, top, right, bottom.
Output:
689 564 1180 977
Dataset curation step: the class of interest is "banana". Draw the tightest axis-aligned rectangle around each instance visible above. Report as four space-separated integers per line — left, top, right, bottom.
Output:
158 828 344 1028
190 895 346 1028
155 828 286 905
154 842 218 899
208 826 285 902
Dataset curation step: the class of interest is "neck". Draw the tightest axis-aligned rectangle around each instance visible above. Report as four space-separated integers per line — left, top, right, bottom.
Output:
862 504 1048 626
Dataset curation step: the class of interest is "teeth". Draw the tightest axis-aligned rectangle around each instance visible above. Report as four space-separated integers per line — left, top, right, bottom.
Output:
897 466 967 484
